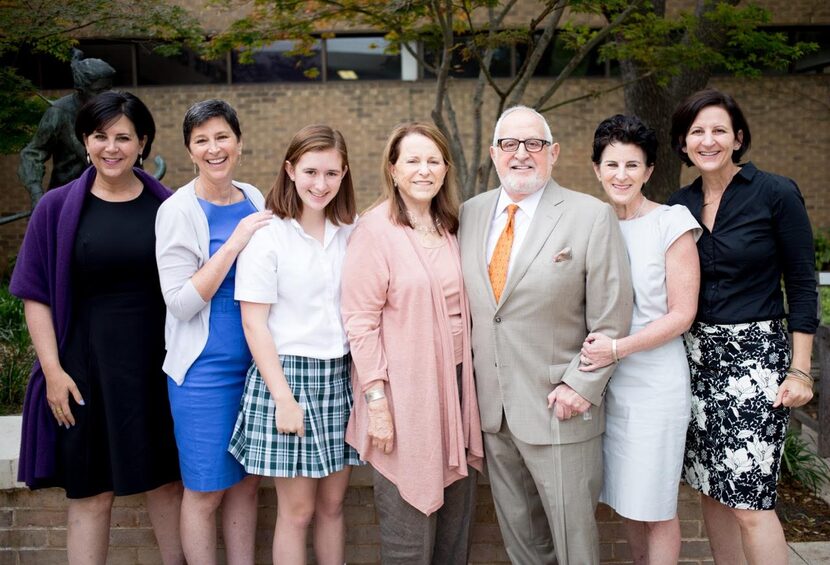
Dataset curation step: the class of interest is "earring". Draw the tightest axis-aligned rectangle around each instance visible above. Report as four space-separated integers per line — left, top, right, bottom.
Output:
86 153 91 165
393 179 398 188
138 155 144 167
193 163 198 175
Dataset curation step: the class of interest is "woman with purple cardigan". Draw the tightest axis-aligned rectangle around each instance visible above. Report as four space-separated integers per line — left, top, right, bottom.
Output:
10 91 183 565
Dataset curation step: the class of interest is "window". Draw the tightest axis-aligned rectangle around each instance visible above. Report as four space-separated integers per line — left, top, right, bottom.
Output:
231 41 321 83
423 37 512 79
326 36 400 81
137 45 227 85
528 34 614 78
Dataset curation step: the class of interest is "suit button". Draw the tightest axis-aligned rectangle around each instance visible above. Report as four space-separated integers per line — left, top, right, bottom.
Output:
495 316 502 323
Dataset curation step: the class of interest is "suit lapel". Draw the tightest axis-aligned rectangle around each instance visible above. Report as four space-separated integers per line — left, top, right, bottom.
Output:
497 180 564 309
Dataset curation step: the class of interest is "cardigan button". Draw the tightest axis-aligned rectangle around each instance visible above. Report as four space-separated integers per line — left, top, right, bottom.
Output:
495 316 502 323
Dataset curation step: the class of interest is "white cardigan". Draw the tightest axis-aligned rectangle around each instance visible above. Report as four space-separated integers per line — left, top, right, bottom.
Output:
155 179 266 385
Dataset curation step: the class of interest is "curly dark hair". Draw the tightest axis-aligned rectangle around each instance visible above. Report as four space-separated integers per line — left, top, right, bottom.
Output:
591 114 658 166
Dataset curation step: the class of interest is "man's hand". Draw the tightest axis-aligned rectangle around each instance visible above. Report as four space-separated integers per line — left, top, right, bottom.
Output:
547 384 591 421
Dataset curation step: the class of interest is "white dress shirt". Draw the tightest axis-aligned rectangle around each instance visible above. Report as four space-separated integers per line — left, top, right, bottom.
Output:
235 217 355 360
486 186 545 275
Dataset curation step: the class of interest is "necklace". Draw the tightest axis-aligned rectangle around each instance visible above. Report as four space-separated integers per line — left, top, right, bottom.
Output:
406 210 440 235
624 196 647 221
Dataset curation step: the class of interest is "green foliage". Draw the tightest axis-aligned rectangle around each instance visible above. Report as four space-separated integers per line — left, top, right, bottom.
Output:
0 69 48 155
0 281 33 415
601 2 818 85
0 0 204 155
781 430 830 494
205 0 430 60
815 230 830 272
0 0 203 60
820 287 830 326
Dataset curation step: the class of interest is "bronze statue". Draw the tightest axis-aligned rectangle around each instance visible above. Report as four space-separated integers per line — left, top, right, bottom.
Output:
18 51 115 207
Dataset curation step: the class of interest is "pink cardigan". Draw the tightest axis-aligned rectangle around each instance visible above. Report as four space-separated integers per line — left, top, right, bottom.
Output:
342 201 484 515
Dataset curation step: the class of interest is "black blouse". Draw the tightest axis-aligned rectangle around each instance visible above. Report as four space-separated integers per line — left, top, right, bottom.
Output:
668 162 818 334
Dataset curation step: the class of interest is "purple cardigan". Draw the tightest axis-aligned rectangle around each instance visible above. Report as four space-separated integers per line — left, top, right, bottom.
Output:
9 166 171 488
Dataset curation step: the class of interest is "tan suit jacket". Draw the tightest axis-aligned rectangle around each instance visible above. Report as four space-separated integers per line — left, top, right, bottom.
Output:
459 179 633 446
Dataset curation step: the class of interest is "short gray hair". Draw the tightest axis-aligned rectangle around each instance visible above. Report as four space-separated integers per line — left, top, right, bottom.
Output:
492 105 553 146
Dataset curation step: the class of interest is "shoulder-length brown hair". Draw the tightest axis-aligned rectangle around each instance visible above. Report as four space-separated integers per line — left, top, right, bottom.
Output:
379 122 460 235
265 124 356 225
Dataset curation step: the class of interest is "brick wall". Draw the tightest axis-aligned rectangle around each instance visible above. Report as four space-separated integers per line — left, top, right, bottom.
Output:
1 75 827 274
0 467 714 564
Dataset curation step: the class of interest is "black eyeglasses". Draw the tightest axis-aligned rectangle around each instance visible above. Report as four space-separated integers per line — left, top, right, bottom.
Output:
495 138 551 153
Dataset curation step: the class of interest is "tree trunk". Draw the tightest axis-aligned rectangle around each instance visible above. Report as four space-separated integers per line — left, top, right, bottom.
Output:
621 67 709 203
619 0 739 202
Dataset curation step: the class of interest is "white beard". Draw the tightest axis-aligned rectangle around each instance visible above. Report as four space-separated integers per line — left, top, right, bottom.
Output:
497 168 549 195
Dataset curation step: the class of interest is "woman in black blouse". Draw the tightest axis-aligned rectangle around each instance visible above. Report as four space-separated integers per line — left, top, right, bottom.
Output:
668 89 816 564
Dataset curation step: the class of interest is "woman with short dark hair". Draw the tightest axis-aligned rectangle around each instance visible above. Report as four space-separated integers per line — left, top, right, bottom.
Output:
156 98 272 564
668 89 817 564
581 114 701 564
11 90 184 564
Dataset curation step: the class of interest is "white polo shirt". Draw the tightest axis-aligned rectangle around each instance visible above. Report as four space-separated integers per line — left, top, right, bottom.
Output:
235 216 355 360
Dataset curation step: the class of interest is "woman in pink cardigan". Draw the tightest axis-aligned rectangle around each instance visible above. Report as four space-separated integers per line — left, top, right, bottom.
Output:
342 122 484 563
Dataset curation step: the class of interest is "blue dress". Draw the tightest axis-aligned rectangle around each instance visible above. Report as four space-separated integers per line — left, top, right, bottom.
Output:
167 196 256 491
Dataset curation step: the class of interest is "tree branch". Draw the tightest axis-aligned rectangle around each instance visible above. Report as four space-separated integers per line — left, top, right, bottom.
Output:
532 0 643 109
537 70 655 113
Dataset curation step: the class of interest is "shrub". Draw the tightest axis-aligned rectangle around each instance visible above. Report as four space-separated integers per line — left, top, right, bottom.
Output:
781 430 830 494
815 230 830 272
0 281 32 415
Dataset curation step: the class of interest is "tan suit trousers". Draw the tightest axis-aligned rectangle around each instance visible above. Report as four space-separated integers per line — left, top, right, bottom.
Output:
484 416 602 565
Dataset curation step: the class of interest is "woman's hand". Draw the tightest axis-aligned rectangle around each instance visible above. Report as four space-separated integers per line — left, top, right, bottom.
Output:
44 367 84 428
579 332 615 371
226 210 273 253
367 398 394 454
774 376 813 408
275 397 305 436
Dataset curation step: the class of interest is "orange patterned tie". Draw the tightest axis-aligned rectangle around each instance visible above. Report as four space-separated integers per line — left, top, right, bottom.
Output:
489 204 519 303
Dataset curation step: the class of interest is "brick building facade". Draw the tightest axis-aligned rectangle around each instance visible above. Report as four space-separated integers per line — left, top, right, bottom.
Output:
1 75 828 271
1 0 828 561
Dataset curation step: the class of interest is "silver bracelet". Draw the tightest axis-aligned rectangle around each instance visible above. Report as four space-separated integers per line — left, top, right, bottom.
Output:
365 388 386 403
612 339 620 364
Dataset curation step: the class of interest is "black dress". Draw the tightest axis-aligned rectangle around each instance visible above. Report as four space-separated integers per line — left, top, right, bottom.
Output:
58 189 180 499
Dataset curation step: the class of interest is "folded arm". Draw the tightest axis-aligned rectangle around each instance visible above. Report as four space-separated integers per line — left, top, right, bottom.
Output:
580 230 699 370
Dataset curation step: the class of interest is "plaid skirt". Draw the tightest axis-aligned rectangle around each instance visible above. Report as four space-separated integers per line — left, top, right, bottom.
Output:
228 353 362 478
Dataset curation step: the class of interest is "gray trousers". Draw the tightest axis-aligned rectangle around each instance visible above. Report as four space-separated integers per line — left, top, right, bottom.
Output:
372 468 478 565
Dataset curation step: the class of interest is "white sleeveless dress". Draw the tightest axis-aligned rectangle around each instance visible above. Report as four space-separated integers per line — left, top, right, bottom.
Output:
599 204 701 521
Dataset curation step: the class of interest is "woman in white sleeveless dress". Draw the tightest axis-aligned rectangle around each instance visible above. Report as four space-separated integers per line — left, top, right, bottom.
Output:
580 115 701 564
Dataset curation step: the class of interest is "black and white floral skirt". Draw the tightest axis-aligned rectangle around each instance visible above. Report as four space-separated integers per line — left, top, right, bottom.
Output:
682 319 790 510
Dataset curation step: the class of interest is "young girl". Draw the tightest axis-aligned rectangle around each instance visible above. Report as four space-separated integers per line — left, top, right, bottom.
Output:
229 125 360 565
